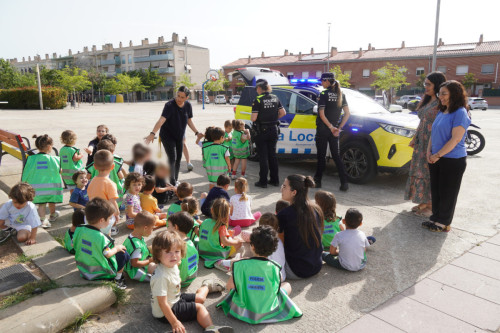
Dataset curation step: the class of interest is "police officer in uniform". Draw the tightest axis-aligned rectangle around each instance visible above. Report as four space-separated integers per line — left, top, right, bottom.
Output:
314 72 350 191
251 79 286 188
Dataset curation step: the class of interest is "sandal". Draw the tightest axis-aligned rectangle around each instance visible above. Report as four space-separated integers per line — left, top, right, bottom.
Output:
428 223 451 233
421 221 435 229
411 205 421 212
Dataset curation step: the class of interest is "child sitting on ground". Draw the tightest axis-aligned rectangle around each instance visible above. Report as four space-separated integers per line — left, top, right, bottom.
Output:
0 183 41 245
21 134 63 228
275 199 290 214
124 172 145 230
202 127 230 189
59 130 85 193
168 211 199 288
230 120 251 179
199 198 243 272
167 182 193 217
229 177 261 227
322 208 376 271
139 176 167 229
126 143 152 175
123 211 157 282
217 225 302 324
315 190 344 250
69 170 89 211
181 197 201 245
64 208 85 254
74 198 130 289
201 175 230 218
152 162 176 208
258 213 286 281
150 230 232 333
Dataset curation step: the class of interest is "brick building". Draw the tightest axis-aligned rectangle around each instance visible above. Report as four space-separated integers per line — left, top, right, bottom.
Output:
223 35 500 98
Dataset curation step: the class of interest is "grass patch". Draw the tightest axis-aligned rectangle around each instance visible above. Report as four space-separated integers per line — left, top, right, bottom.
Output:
53 236 65 247
15 253 34 263
102 281 128 306
0 280 58 310
66 310 94 330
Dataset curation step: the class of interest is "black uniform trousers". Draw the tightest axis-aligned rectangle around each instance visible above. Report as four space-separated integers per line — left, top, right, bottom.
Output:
428 157 466 226
255 126 279 184
160 135 183 184
314 131 348 185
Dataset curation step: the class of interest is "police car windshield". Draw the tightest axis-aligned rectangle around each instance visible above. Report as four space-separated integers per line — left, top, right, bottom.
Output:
343 89 390 115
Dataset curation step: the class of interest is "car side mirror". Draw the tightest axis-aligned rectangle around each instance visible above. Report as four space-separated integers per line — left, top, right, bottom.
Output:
313 105 318 115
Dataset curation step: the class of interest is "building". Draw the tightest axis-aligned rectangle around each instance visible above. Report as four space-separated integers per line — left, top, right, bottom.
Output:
223 35 500 98
7 33 210 100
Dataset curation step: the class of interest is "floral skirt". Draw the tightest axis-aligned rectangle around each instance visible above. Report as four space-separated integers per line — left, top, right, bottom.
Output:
404 175 431 204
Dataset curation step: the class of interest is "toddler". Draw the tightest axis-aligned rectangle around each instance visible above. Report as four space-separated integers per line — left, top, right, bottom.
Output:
258 213 286 280
229 177 261 227
167 182 193 216
180 196 201 245
202 127 230 189
60 130 85 193
123 172 145 230
201 175 230 218
315 190 344 250
126 143 152 175
152 162 176 207
275 199 290 214
64 208 85 254
69 170 89 210
139 175 167 229
230 120 250 179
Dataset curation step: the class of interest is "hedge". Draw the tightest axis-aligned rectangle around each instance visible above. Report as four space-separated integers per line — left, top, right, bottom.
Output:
483 89 500 97
0 86 67 109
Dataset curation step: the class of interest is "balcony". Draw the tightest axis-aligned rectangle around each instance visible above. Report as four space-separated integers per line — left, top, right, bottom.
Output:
100 59 115 65
134 53 174 63
153 67 174 74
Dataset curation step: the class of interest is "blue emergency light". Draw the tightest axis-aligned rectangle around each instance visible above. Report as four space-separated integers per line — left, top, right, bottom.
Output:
290 78 320 85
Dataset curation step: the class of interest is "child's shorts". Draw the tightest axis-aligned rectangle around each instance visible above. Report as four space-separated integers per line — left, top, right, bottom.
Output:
9 224 32 232
156 293 197 322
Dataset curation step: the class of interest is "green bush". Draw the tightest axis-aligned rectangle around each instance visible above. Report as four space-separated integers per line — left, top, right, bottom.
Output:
0 86 67 109
483 89 500 97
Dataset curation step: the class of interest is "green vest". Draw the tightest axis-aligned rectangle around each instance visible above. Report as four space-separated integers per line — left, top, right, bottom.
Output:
74 225 118 280
21 153 64 204
322 216 342 250
60 146 83 186
202 143 229 182
167 201 182 217
217 257 303 324
187 219 200 247
231 131 250 159
198 218 230 268
180 238 199 288
64 228 75 254
123 235 151 282
86 155 124 200
224 133 233 158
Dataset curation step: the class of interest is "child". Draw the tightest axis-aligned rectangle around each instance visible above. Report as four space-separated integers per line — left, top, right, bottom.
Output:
201 175 230 218
229 177 261 227
258 213 286 281
168 211 199 288
180 196 201 245
199 198 243 271
126 143 152 175
21 134 63 228
74 198 130 289
230 120 250 179
123 172 144 230
315 190 344 250
86 150 120 235
60 130 85 193
167 182 193 217
123 211 157 282
0 183 41 245
139 175 167 229
64 208 85 254
217 225 302 324
275 199 290 214
84 124 109 167
69 170 89 211
150 230 232 333
202 127 230 189
223 120 234 172
322 208 376 271
152 162 176 208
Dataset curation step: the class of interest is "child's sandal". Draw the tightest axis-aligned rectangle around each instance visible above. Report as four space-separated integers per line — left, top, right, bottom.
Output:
428 223 451 233
202 278 225 293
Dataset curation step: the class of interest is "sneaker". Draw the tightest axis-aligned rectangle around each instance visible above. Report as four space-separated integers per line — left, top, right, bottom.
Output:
214 260 231 273
254 182 267 189
367 236 376 245
201 278 225 293
48 211 60 222
41 218 51 228
175 181 181 186
314 178 322 188
0 227 15 244
231 173 237 180
203 325 233 333
110 227 119 236
241 174 246 179
339 183 349 192
114 277 127 290
187 163 194 171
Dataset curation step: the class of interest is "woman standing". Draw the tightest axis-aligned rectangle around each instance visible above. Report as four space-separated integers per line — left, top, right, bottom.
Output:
277 174 324 279
145 86 204 185
423 80 471 232
405 72 446 217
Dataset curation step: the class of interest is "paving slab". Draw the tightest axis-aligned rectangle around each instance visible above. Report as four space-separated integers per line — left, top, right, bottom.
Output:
0 188 8 206
470 241 500 262
337 314 404 333
18 227 61 258
452 253 500 280
487 233 500 246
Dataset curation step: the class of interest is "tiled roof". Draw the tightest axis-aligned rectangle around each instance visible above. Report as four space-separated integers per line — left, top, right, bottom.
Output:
223 41 500 68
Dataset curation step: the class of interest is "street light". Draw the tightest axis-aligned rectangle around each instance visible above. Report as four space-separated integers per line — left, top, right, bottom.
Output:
327 22 331 72
431 0 441 72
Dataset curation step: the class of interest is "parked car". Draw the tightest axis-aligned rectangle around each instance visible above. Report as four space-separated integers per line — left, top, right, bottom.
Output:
468 97 488 110
374 95 384 105
397 95 421 108
214 95 227 104
229 95 240 105
374 95 402 112
204 96 210 104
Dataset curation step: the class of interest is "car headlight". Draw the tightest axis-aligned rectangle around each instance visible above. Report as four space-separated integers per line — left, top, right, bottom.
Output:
378 123 416 138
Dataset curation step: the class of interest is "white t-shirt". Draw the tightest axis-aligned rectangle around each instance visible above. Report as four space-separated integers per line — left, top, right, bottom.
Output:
331 229 370 271
230 194 254 220
134 163 144 175
269 238 286 281
0 200 41 230
150 264 181 318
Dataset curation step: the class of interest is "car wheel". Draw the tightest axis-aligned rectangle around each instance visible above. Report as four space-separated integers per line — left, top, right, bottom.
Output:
341 141 377 184
246 125 259 161
483 108 487 111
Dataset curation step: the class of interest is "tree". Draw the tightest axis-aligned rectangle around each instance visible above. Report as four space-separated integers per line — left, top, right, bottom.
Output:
174 73 196 92
205 70 227 97
102 78 121 95
329 65 351 88
139 66 165 101
415 73 426 88
59 67 91 101
461 73 477 92
371 63 409 104
116 73 146 102
0 59 36 88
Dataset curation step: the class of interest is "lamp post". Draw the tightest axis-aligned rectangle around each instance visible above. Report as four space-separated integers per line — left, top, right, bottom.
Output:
327 22 331 72
431 0 441 72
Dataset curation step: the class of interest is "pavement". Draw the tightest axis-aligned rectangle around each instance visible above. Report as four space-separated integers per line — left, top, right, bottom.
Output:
0 102 499 332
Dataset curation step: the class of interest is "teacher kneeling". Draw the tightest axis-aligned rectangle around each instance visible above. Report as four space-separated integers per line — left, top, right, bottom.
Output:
145 86 204 185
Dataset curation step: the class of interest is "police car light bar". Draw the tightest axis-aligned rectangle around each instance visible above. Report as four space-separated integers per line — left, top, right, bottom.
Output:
290 78 320 85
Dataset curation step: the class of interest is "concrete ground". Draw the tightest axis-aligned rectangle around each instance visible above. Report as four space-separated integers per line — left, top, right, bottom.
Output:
0 102 498 332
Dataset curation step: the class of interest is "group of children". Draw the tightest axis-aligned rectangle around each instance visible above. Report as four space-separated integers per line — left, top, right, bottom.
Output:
0 121 377 332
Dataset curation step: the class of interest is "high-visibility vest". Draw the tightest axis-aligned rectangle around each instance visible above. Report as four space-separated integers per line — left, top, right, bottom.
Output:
179 238 199 288
86 155 125 200
64 228 76 254
322 216 342 250
217 257 303 324
187 219 200 247
167 201 182 216
231 130 250 159
198 218 230 268
73 225 118 280
202 143 229 182
21 153 64 204
123 235 151 282
60 146 83 186
224 132 233 158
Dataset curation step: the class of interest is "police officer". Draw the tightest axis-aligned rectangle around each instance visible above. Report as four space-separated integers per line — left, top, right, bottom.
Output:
251 79 286 188
314 72 350 191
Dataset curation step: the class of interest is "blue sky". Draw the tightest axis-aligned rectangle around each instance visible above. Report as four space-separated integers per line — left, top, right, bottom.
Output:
1 0 499 69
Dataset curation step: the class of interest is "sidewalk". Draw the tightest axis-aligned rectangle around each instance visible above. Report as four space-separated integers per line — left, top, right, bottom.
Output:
339 233 500 333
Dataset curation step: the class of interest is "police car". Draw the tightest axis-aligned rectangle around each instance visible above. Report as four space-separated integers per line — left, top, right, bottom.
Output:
233 67 418 184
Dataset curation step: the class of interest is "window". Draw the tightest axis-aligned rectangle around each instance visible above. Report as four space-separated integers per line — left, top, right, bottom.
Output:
302 71 309 78
296 95 315 114
362 69 370 77
456 65 468 75
416 67 425 75
287 72 294 79
178 50 185 60
437 66 447 73
272 89 292 113
481 64 495 74
128 55 132 64
344 70 352 78
157 50 167 55
316 71 322 78
121 56 125 64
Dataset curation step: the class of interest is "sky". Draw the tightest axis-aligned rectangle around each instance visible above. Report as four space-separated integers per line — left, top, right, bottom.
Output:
1 0 500 69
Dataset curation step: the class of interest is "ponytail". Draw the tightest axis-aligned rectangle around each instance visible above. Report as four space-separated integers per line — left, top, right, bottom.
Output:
235 178 249 201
